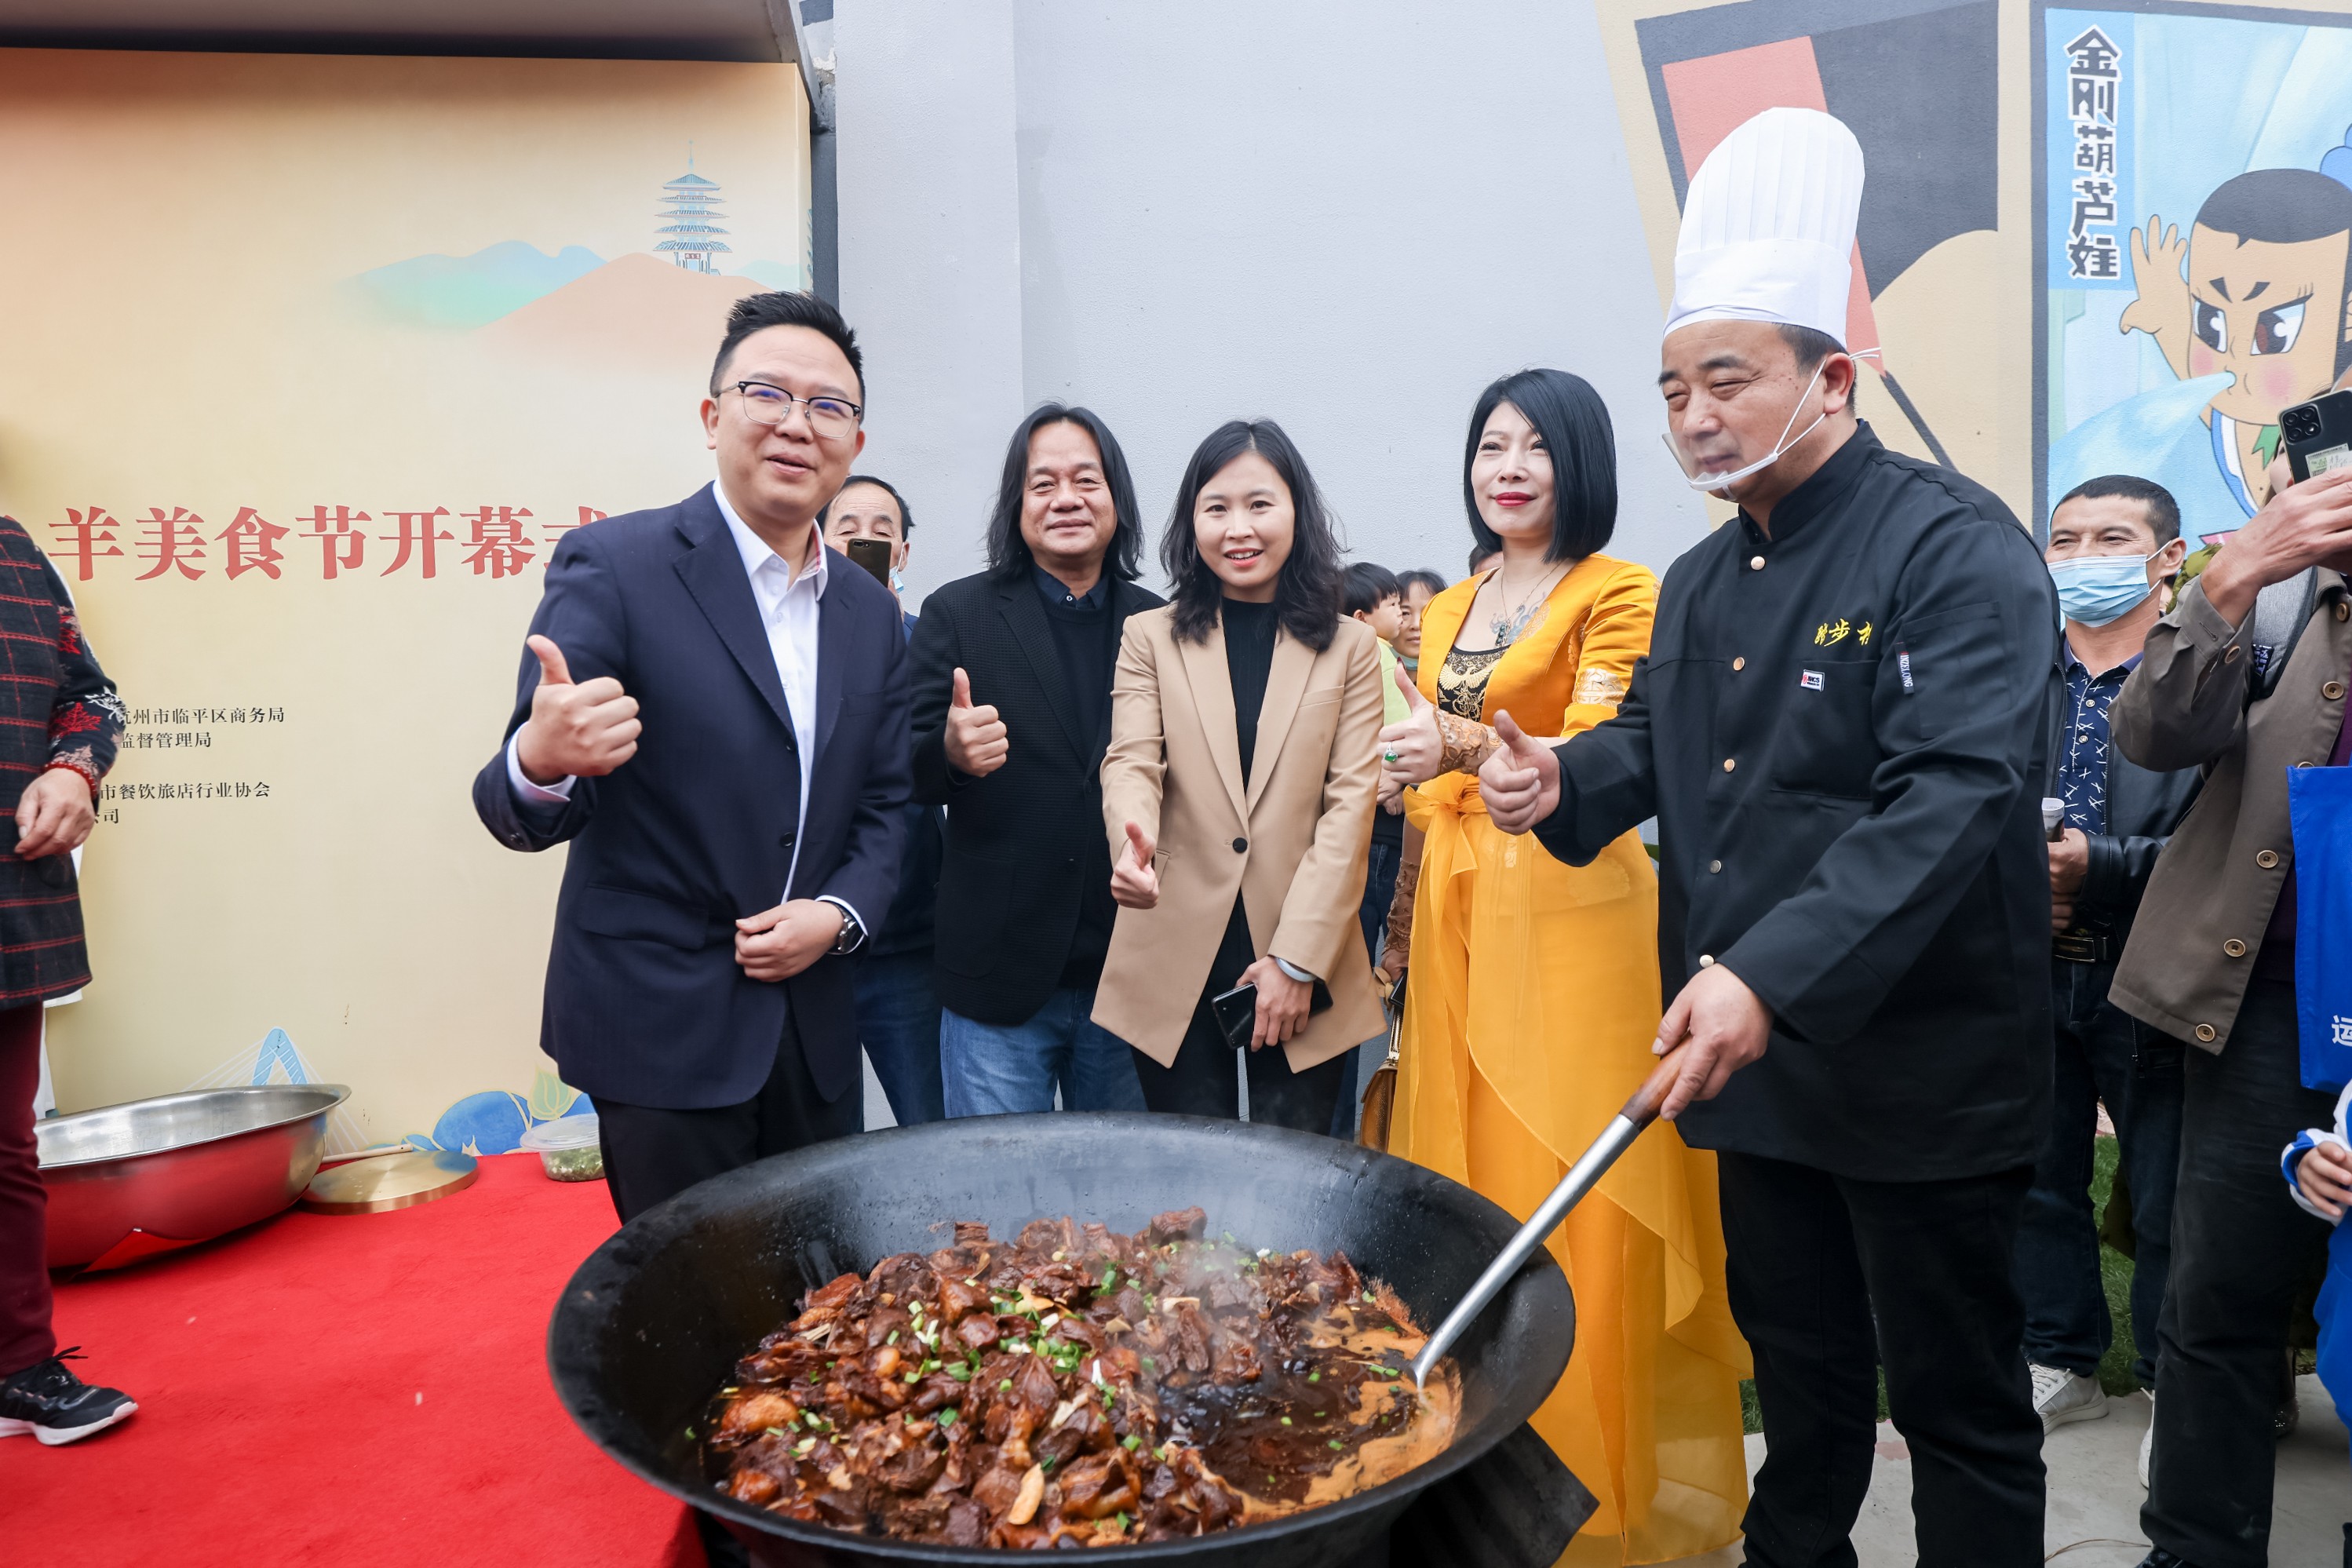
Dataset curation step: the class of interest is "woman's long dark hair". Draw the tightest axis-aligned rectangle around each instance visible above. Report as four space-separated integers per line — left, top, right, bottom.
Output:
1160 419 1341 651
1462 369 1617 563
983 403 1145 582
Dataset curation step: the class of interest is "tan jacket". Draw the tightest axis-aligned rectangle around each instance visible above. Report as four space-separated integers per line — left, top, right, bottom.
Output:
2110 571 2352 1051
1092 608 1386 1070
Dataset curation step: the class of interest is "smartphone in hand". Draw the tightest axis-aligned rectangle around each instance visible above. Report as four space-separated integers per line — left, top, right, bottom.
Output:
1211 983 1258 1050
843 536 894 587
2281 388 2352 483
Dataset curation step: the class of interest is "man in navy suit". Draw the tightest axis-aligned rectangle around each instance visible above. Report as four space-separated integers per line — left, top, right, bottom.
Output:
473 291 909 1221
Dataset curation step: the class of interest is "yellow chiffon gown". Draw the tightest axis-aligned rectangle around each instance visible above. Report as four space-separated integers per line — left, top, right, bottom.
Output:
1394 556 1749 1566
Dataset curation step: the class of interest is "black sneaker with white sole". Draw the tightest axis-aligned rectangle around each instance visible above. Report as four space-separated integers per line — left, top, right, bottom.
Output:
0 1348 137 1445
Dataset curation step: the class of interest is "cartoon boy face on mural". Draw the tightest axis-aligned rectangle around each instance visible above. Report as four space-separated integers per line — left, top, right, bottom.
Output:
2120 167 2352 513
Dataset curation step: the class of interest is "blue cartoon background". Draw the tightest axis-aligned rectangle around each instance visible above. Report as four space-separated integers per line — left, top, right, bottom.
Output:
2045 5 2352 546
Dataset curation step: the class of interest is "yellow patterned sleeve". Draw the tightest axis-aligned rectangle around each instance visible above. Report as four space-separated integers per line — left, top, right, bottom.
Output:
1559 561 1657 739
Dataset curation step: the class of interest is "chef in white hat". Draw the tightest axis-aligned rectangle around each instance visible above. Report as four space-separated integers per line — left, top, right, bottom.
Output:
1484 106 2060 1567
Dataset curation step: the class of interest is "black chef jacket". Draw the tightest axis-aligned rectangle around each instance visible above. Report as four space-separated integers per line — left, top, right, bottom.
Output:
1534 424 2060 1181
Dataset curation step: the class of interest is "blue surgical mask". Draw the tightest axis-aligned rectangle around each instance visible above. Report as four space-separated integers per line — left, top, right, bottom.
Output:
2048 552 2154 627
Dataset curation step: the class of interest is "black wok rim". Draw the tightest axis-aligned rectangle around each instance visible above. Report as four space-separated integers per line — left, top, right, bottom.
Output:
547 1112 1574 1562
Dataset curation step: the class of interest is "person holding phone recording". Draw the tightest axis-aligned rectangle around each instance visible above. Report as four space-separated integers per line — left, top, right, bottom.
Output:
1093 420 1384 1132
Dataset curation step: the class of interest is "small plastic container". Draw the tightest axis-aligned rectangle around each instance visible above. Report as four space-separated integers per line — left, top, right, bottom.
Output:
519 1114 604 1182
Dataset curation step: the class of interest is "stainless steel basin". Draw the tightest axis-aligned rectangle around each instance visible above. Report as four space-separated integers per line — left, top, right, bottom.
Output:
37 1084 350 1268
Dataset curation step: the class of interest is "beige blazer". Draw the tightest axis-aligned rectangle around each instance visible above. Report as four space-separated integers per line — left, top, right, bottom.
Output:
1091 607 1387 1071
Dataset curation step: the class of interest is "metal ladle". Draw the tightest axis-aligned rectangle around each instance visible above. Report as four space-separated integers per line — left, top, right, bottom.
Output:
1412 1045 1691 1393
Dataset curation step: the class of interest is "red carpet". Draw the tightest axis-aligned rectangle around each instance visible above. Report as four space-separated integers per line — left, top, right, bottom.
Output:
0 1153 702 1566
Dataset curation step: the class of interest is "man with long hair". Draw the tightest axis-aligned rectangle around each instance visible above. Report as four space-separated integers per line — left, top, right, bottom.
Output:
907 405 1161 1116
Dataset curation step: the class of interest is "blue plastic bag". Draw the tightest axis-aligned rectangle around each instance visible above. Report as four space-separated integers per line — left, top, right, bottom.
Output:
2292 764 2352 1092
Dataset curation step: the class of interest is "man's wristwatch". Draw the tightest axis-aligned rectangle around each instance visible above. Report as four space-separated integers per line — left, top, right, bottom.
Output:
826 905 866 956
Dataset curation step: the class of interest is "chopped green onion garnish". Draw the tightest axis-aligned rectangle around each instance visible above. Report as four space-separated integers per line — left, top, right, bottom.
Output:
1362 1289 1377 1304
1279 1417 1293 1426
1153 1446 1167 1461
1307 1372 1320 1383
938 1408 957 1426
999 1379 1013 1391
1329 1439 1345 1450
1122 1435 1142 1450
886 1329 899 1345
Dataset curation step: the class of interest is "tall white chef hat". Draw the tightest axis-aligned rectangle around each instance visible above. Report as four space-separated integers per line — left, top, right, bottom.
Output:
1665 107 1865 346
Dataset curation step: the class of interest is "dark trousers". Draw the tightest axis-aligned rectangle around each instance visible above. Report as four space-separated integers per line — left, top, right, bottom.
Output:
0 1001 50 1377
854 949 945 1126
1132 897 1347 1136
2014 958 2184 1386
1329 833 1404 1140
2142 977 2336 1568
594 1010 860 1223
1719 1151 2044 1568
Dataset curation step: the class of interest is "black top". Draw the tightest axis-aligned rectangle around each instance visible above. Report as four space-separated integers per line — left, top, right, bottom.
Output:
1035 566 1118 782
2040 647 2199 951
1532 425 2062 1182
906 567 1165 1026
1223 598 1280 783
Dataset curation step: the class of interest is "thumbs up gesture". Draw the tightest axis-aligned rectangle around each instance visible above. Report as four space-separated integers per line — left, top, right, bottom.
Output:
1376 662 1442 789
942 665 1010 779
513 634 641 784
1110 821 1159 910
1479 710 1561 834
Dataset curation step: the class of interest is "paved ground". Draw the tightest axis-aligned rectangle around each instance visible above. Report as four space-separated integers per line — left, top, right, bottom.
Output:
1684 1378 2348 1566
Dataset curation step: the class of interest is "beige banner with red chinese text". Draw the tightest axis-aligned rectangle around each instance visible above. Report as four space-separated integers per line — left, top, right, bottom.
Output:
0 47 810 1150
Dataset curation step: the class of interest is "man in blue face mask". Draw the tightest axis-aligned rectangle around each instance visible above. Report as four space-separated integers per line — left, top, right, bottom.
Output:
2015 475 2198 1462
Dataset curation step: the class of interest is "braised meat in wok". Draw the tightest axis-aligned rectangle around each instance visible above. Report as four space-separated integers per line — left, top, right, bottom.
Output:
700 1207 1458 1548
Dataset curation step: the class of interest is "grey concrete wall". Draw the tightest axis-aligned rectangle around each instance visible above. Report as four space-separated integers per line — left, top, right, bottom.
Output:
833 0 1027 587
836 0 1708 597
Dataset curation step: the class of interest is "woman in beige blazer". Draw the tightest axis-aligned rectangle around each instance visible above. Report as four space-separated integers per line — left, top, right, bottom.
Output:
1092 419 1386 1132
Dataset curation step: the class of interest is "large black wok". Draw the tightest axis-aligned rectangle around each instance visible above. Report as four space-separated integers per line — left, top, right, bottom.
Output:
548 1113 1577 1567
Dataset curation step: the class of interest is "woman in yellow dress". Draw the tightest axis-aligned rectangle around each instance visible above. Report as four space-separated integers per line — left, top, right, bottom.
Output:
1376 369 1749 1565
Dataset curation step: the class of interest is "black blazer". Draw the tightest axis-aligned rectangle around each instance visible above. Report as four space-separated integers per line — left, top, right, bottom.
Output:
2047 654 2201 940
908 570 1163 1025
472 484 910 1110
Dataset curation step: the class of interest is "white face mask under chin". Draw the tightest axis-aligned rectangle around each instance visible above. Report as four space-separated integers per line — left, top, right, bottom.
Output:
1661 349 1875 494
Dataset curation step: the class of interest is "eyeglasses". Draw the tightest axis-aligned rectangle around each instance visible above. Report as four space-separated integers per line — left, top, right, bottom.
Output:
722 381 863 437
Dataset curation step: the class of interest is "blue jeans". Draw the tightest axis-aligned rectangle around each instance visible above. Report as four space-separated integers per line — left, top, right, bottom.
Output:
855 950 946 1126
940 987 1146 1118
2011 958 2184 1387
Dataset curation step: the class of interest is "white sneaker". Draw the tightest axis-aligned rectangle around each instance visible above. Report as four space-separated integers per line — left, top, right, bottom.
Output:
2030 1362 2107 1434
2138 1391 2153 1488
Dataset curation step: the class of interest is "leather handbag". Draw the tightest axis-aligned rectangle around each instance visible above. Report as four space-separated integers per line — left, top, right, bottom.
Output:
1358 973 1406 1150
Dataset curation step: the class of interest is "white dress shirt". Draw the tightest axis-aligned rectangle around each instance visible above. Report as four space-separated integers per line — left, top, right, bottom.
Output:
505 483 863 943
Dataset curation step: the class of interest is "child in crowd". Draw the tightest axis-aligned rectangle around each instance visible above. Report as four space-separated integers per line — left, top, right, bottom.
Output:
2280 1083 2352 1567
1395 568 1447 680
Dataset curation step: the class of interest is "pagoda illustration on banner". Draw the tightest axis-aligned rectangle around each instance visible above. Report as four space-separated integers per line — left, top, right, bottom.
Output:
655 147 731 274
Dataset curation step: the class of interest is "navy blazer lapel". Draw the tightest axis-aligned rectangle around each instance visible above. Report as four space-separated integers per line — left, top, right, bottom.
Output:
815 557 853 765
671 485 796 741
997 578 1085 760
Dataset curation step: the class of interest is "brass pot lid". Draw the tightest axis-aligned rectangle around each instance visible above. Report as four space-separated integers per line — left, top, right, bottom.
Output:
301 1149 478 1215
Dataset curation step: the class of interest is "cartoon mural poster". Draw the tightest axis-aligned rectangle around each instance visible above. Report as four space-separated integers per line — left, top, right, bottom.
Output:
2043 4 2352 549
